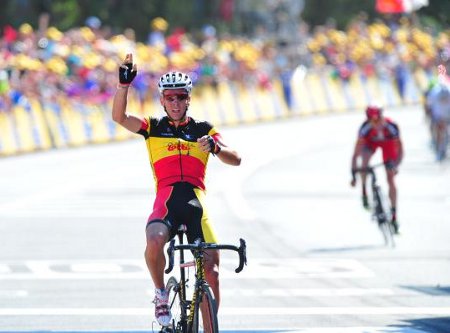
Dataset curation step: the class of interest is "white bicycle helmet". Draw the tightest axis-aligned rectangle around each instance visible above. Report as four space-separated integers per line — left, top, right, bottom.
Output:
158 71 193 94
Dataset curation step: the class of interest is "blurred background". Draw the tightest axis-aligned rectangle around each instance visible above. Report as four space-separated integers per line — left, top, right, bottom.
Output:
0 0 449 156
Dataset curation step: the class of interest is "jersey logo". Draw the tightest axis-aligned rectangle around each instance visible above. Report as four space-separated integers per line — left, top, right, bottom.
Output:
167 142 194 151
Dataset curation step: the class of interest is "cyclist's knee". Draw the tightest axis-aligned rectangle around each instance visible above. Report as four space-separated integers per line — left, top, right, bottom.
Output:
145 221 169 249
204 250 220 279
205 265 219 289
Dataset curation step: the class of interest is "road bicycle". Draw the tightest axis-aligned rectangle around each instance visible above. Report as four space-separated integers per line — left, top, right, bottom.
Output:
159 225 247 333
352 164 396 247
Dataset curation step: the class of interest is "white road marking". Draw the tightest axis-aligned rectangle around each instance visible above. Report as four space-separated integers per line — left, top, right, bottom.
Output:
243 329 429 333
147 288 394 298
0 290 28 297
234 288 394 297
0 307 449 316
0 258 374 280
233 258 374 279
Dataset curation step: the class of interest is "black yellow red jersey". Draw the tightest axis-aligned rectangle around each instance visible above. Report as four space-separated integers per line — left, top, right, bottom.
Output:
137 116 221 191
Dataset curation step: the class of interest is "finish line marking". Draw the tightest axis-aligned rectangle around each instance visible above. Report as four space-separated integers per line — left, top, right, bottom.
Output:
1 307 450 316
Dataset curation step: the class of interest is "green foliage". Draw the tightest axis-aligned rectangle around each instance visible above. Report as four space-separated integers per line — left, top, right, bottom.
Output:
302 0 374 29
51 0 81 30
421 0 450 28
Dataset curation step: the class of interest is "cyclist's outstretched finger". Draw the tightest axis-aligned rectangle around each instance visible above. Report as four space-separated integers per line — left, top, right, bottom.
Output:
121 53 133 67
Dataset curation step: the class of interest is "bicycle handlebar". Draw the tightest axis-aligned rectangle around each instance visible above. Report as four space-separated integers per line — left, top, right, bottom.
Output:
353 162 386 174
165 238 247 274
352 162 387 181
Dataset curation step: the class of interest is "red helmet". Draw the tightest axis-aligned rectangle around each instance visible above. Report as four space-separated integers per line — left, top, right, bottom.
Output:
366 104 383 119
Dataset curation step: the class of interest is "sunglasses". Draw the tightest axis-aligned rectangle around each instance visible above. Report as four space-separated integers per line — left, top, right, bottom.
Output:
163 94 189 102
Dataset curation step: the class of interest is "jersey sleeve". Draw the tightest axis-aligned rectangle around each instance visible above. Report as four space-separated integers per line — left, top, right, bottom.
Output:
206 122 223 144
382 117 400 138
356 121 370 144
137 117 151 139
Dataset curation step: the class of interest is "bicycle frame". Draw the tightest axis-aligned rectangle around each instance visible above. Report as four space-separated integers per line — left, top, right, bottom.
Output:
366 168 387 223
353 164 395 247
163 226 247 333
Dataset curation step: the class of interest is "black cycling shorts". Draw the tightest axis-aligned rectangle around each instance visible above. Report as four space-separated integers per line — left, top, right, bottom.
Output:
146 182 218 244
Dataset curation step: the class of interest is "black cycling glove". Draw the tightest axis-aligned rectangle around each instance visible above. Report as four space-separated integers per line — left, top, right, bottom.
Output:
119 63 137 85
206 135 221 155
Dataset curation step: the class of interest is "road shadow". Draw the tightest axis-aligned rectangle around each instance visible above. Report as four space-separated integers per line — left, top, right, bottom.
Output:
391 316 450 333
400 285 450 296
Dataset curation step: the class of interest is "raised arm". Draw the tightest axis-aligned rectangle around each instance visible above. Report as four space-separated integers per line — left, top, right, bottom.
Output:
111 53 144 133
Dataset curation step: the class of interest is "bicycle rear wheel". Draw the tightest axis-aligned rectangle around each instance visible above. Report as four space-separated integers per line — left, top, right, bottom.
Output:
166 276 186 332
190 283 218 333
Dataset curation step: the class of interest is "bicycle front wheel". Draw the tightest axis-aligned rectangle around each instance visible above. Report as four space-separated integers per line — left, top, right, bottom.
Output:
190 283 218 333
373 187 395 247
166 276 186 332
379 220 395 248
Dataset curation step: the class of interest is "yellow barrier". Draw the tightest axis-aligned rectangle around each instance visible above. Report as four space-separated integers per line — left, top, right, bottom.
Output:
0 112 17 155
0 70 426 157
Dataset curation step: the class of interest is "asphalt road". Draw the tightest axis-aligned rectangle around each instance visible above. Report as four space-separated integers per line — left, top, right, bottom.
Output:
0 105 449 332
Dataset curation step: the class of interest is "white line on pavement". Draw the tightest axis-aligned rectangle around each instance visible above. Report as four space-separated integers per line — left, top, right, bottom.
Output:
0 258 374 280
147 288 394 298
1 307 450 316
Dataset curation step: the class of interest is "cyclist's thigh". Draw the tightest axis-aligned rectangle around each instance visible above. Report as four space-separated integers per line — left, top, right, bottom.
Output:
381 145 398 165
146 185 177 240
204 249 220 271
171 184 218 244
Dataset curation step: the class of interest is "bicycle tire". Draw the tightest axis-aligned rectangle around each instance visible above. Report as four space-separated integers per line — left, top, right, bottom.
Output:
190 283 218 333
373 186 386 223
166 276 186 333
378 220 395 248
373 187 395 247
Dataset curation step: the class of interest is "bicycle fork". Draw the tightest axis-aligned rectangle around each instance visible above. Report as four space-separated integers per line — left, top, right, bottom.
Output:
187 254 205 325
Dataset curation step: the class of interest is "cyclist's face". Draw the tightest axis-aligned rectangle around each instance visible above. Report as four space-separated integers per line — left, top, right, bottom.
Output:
368 114 382 125
160 89 190 121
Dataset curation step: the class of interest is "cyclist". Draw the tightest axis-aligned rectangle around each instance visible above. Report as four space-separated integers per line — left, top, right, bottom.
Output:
425 82 450 161
425 64 450 162
350 104 403 234
112 54 241 326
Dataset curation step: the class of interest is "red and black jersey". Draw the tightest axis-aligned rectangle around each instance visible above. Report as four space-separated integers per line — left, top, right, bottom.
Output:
357 117 400 144
357 117 401 162
137 116 221 191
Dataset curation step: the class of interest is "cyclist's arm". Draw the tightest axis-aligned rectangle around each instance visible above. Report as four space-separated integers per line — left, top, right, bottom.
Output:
216 146 241 166
112 86 144 133
214 135 241 166
396 138 404 165
351 139 365 170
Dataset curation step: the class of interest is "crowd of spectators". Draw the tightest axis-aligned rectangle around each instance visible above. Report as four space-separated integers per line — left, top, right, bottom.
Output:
0 13 449 113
